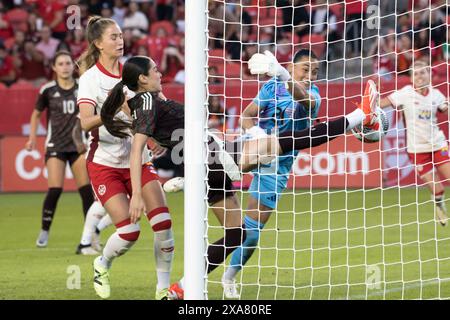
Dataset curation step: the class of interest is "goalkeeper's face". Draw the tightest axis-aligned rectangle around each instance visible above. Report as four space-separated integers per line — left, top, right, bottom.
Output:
290 57 319 86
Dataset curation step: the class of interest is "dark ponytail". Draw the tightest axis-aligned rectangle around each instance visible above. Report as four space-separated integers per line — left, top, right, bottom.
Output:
101 81 132 138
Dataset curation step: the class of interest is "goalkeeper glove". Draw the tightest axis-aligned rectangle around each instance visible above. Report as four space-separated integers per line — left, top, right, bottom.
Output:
248 50 291 81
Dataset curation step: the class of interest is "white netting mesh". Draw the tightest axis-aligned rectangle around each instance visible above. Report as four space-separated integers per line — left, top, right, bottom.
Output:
202 0 450 300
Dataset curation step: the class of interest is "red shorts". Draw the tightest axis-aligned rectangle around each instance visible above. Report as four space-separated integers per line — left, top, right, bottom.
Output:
408 146 450 177
87 161 159 205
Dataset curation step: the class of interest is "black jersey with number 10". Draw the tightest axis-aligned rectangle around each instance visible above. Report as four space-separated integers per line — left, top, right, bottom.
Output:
35 80 79 153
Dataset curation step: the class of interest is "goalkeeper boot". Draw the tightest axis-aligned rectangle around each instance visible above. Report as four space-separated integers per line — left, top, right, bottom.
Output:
222 275 240 299
36 230 49 248
360 80 379 128
93 256 111 299
168 282 184 300
436 202 448 227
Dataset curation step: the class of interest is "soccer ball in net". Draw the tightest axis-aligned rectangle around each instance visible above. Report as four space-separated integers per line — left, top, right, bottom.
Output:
351 108 389 143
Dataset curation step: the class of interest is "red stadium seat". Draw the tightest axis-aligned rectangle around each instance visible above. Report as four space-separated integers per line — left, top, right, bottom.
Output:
10 80 35 90
0 82 7 90
150 21 175 36
3 37 15 50
300 34 326 58
208 48 227 66
217 63 241 78
5 8 28 32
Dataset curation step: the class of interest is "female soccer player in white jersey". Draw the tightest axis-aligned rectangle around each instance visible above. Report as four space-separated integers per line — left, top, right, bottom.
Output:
380 60 450 226
26 51 106 255
99 55 380 299
77 16 175 300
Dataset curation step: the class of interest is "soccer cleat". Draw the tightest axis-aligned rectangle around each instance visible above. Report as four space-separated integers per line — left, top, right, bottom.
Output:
91 231 102 252
36 230 49 248
155 288 172 300
436 203 448 227
93 256 111 299
163 177 185 193
76 244 100 255
359 80 379 128
222 276 240 299
168 282 184 300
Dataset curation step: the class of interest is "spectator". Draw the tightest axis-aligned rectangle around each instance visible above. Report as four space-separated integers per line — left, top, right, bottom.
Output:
67 28 87 60
208 0 239 49
14 40 47 86
112 0 127 28
100 2 114 19
208 65 223 85
27 11 43 43
36 0 67 40
397 34 413 75
160 38 184 83
0 5 13 41
10 30 26 57
0 42 16 85
156 0 175 21
311 0 342 59
123 1 149 34
278 0 310 39
35 25 60 62
208 95 225 131
368 29 396 80
344 0 368 57
141 26 169 66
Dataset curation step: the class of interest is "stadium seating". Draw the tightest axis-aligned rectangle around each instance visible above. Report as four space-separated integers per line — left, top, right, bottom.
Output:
5 8 28 33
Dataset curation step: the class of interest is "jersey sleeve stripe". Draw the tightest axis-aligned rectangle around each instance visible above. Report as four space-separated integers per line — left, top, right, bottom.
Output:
77 98 97 106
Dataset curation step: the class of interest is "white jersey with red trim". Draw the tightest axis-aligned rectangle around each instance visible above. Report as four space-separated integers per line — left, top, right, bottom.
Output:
388 84 448 153
77 62 151 168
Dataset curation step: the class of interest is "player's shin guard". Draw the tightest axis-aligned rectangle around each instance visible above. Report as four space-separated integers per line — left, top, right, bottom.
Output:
147 207 174 290
41 187 63 231
207 227 247 274
226 216 265 279
277 117 348 154
80 201 106 246
100 218 141 268
78 184 95 218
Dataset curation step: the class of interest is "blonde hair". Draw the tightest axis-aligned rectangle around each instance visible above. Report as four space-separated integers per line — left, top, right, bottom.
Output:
77 16 117 75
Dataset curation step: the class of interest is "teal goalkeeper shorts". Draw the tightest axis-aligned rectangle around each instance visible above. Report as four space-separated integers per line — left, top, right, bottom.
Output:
248 172 289 210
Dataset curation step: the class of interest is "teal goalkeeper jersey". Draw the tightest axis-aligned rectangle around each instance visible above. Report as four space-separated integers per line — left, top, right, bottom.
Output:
252 77 321 175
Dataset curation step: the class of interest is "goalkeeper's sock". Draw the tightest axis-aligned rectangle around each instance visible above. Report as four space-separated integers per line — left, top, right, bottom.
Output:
80 201 105 246
207 227 246 274
225 216 265 281
278 117 348 153
345 108 366 130
101 218 140 268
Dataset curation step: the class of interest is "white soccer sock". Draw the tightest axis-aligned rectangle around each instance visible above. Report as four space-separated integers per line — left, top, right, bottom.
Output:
345 108 366 130
80 201 106 246
97 214 113 232
224 266 239 281
154 229 174 290
102 220 140 268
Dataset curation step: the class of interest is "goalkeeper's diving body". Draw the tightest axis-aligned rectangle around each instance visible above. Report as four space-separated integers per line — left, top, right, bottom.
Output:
100 55 380 299
222 49 322 298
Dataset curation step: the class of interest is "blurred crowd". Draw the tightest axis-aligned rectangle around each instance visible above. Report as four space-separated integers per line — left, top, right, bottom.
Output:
0 0 449 88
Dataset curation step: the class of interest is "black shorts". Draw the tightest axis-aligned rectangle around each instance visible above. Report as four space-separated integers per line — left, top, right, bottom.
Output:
45 151 81 166
206 137 241 206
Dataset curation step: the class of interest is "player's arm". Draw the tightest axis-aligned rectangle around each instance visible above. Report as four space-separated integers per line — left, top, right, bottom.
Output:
129 133 148 224
25 109 42 151
72 118 87 154
287 80 316 110
79 103 103 132
379 97 393 108
241 102 259 130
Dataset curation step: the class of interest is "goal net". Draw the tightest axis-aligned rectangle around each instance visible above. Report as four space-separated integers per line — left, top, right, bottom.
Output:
185 0 450 300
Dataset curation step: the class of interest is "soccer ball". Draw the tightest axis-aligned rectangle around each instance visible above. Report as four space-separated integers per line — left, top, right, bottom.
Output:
351 107 389 143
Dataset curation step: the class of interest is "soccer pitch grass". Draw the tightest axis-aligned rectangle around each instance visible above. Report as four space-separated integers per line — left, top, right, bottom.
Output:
2 188 450 300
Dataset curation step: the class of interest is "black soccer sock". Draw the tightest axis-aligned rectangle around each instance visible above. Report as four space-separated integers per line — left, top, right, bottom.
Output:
78 184 95 218
278 117 348 153
207 226 246 274
41 188 63 231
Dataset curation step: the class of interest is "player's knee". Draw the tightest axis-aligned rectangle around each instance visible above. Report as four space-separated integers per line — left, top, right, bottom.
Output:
146 207 172 232
116 219 141 242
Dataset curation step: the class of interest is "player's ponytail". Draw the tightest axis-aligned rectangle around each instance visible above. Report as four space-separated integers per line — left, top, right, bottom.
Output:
101 81 131 139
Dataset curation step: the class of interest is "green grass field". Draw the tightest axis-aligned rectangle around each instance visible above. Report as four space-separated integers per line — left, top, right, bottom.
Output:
2 188 450 300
